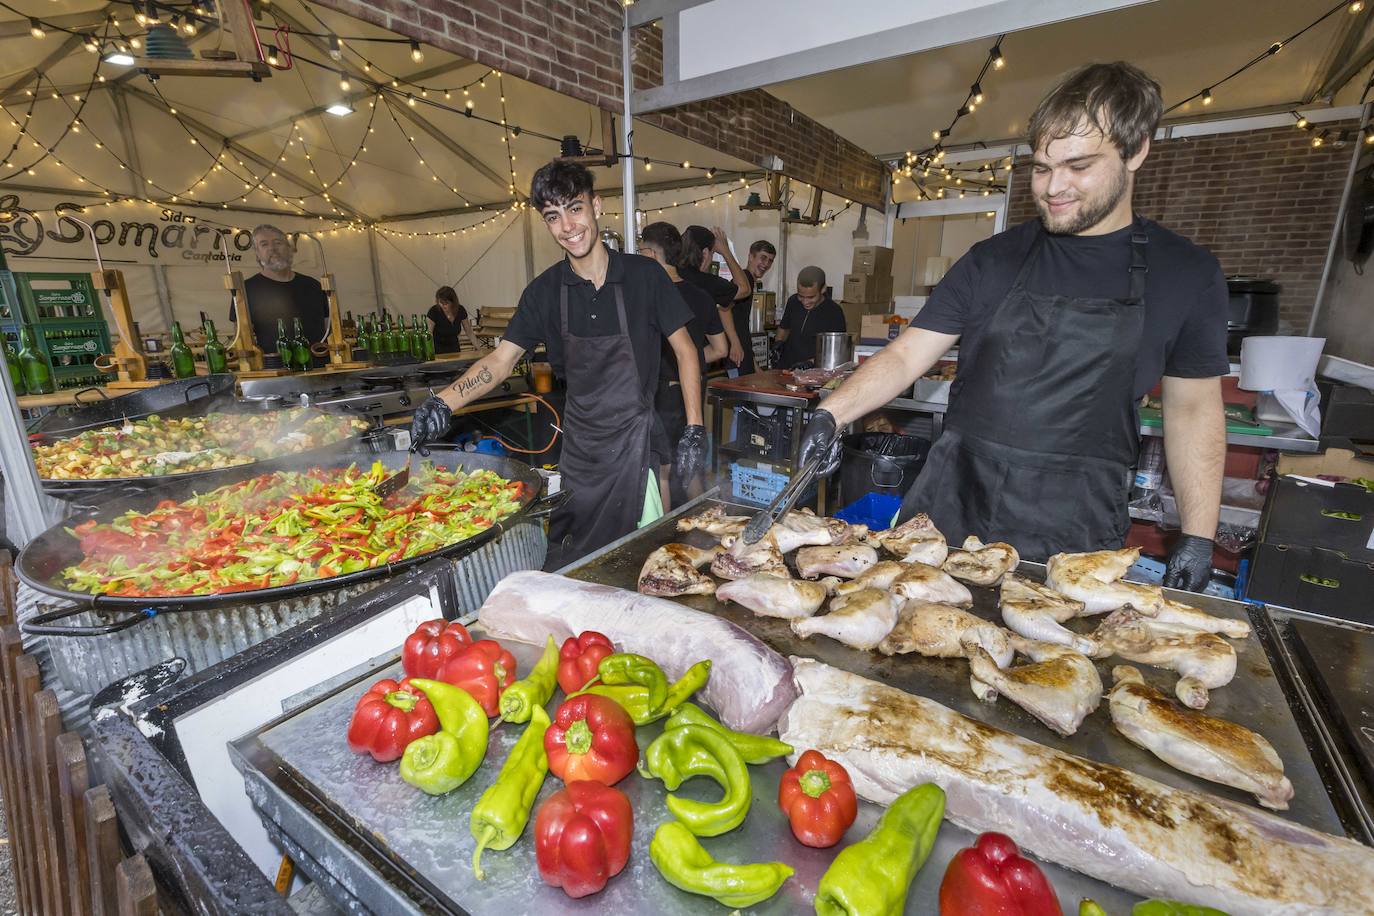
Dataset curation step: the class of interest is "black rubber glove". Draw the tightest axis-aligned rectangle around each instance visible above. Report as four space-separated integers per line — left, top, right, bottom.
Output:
798 409 843 478
768 342 784 369
673 424 707 486
410 394 453 450
1163 534 1214 592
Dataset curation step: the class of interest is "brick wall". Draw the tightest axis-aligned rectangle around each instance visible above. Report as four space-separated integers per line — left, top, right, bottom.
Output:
312 0 887 208
1008 123 1354 330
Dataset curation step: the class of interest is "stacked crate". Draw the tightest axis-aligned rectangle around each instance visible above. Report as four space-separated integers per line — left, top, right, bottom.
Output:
0 273 113 391
839 246 895 336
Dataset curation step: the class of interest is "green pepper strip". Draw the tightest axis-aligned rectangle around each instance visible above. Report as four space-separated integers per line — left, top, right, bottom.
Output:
586 653 668 714
649 819 793 908
469 705 550 880
575 660 710 726
664 702 792 765
814 782 946 916
1133 901 1232 916
639 724 751 837
497 636 559 725
399 679 490 796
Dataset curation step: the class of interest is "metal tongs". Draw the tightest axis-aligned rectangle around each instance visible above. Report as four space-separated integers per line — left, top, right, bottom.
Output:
739 443 830 545
374 442 420 499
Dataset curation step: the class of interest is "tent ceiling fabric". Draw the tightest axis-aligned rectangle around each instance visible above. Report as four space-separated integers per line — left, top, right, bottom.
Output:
0 0 753 225
767 0 1373 159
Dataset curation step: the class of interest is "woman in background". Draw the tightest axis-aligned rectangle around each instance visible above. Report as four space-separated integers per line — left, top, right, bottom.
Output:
428 286 483 353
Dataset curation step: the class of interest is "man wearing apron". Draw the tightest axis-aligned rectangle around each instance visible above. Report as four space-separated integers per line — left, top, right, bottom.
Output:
410 161 706 570
799 62 1227 591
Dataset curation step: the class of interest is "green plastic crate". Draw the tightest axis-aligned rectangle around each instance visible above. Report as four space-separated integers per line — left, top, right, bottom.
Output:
13 272 102 322
1 318 113 390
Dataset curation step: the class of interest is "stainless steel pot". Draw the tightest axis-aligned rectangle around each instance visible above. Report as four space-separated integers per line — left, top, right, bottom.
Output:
815 332 853 370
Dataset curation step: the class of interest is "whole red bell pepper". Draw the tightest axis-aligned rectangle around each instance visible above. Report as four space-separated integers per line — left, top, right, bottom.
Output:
556 631 615 694
778 749 858 848
534 780 633 898
939 832 1063 916
346 677 439 762
437 639 516 718
544 694 637 785
402 619 473 680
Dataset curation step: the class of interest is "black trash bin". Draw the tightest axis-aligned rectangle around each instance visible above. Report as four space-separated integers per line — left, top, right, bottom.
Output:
839 433 931 507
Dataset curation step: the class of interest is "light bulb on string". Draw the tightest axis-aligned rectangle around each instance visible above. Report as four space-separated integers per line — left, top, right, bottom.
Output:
29 19 45 39
339 73 350 92
1201 88 1213 106
410 40 424 62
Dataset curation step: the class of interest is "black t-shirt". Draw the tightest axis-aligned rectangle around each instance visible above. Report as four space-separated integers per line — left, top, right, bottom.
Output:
778 296 847 369
912 217 1229 398
427 303 469 352
502 247 693 397
679 266 738 309
660 278 725 383
726 274 759 374
233 273 329 349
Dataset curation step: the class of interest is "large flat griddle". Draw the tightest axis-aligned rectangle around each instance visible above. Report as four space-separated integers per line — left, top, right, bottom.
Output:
1291 618 1374 791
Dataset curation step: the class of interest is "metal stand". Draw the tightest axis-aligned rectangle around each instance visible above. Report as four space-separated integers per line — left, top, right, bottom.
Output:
224 270 280 377
90 268 155 390
320 274 364 369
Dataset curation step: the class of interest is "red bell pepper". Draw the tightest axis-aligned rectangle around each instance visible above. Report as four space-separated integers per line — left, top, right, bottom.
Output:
939 832 1063 916
544 694 637 785
402 619 473 680
345 677 439 763
777 749 858 848
436 639 516 717
534 780 633 899
556 631 615 694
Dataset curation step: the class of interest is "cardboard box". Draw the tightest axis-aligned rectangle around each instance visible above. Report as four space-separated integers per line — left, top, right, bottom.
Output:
851 246 893 276
839 300 890 337
842 273 893 304
1277 447 1374 480
860 314 905 342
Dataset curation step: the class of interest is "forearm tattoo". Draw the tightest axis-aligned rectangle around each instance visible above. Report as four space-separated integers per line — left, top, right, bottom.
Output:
452 366 493 399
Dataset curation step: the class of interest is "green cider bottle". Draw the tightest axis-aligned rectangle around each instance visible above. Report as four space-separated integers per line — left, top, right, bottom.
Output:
375 313 391 355
291 317 311 371
169 320 196 379
276 318 293 369
359 314 374 360
5 337 25 395
388 314 405 354
421 317 435 361
407 315 422 359
18 326 54 394
203 318 228 374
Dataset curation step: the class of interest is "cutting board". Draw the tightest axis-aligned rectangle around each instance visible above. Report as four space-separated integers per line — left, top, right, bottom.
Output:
1139 404 1274 436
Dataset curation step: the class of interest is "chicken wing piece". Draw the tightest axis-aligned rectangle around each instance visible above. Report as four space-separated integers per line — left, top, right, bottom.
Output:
1091 609 1237 709
795 544 879 579
676 505 749 541
877 512 948 566
877 600 1014 667
999 574 1099 655
638 543 722 597
1154 597 1251 639
1109 666 1294 810
966 636 1103 737
890 561 974 608
791 588 902 651
943 536 1020 587
716 573 830 620
1045 547 1161 615
710 533 788 581
833 560 908 597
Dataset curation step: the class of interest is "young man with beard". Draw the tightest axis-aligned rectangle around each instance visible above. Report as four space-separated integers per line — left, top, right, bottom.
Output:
796 62 1227 591
232 224 330 351
410 161 706 570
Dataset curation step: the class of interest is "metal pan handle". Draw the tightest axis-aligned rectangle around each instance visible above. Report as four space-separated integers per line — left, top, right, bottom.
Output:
72 386 109 404
21 604 159 637
182 379 212 403
526 488 573 520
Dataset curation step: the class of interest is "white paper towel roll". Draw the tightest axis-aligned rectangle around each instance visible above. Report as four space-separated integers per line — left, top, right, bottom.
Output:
1239 336 1326 437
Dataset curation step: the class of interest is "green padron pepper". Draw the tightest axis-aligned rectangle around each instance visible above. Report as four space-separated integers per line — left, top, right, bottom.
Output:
665 702 792 764
640 723 751 837
497 636 559 724
1081 900 1231 916
470 704 550 879
588 653 668 713
576 660 711 726
649 819 793 908
814 782 946 916
400 678 490 796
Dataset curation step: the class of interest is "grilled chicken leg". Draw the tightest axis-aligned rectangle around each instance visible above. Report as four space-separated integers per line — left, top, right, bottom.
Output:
889 562 974 608
791 588 902 651
1109 666 1294 810
711 532 788 580
795 544 878 579
878 601 1014 666
1091 609 1237 709
877 512 948 566
966 636 1103 736
716 573 832 620
833 560 908 597
676 505 748 541
998 574 1098 655
638 543 723 597
943 536 1020 587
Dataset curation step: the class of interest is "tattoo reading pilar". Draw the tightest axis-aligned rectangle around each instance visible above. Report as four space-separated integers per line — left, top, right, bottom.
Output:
455 366 493 397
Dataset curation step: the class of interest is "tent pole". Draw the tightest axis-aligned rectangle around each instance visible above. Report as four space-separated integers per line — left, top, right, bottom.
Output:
620 11 637 254
112 88 176 333
522 208 536 284
367 227 384 314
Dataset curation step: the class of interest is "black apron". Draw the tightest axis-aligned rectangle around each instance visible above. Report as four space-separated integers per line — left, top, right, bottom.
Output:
544 282 656 570
899 222 1148 562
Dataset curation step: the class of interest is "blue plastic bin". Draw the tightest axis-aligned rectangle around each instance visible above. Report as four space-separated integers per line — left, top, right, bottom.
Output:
729 461 788 507
835 492 902 532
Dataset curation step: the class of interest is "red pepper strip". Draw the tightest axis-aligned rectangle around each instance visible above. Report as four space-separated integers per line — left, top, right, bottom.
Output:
938 832 1063 916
